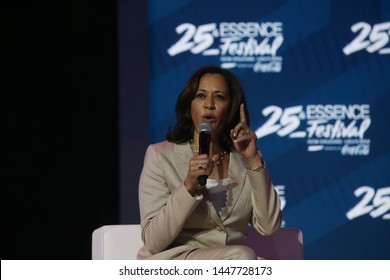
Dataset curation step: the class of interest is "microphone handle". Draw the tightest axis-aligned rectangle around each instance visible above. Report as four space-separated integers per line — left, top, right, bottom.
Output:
198 131 210 186
198 175 207 186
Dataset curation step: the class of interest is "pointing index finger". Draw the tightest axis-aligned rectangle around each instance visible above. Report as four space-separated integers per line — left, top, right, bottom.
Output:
240 103 247 124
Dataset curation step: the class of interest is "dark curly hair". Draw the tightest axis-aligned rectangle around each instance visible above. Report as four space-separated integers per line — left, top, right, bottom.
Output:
166 66 249 153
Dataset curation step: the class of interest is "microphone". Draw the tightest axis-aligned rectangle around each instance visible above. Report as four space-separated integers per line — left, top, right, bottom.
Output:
197 122 212 186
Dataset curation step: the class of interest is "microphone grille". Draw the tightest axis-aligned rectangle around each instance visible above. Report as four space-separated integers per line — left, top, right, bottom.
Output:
198 122 212 133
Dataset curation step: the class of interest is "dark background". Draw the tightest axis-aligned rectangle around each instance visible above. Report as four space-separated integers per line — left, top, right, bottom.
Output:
2 1 147 259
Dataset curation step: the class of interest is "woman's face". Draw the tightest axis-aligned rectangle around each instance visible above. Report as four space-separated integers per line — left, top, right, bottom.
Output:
191 73 231 139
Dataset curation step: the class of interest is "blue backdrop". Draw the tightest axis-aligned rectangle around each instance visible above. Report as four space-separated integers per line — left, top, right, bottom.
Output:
146 0 390 259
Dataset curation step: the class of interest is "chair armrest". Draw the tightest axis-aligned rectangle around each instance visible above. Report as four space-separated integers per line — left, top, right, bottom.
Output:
246 227 304 259
92 224 143 260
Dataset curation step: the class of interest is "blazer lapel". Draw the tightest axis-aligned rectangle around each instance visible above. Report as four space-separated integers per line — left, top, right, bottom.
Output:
172 143 192 181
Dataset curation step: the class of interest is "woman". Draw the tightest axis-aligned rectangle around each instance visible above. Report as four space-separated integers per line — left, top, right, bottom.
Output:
137 66 282 259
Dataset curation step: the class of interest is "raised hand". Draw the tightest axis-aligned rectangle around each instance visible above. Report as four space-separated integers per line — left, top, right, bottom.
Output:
230 104 264 169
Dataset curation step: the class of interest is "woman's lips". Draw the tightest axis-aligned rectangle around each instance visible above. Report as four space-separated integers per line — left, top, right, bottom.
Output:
202 115 216 122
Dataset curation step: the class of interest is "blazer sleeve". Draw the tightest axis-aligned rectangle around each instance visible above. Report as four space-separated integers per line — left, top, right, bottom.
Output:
248 166 282 236
138 144 202 254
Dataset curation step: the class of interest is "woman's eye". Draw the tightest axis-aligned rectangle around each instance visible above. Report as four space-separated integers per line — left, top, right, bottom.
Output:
195 92 205 99
215 94 225 100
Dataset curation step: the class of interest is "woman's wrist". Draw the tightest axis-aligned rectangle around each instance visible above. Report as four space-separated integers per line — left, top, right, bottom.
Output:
247 152 266 172
184 180 197 196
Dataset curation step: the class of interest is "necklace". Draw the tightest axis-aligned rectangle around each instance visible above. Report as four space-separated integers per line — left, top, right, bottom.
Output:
190 139 228 163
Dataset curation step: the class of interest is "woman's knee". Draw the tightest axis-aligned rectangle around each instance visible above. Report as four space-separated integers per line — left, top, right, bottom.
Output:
228 245 257 260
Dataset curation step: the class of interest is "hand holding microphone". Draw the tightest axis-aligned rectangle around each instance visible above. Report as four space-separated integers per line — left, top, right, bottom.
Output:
184 122 219 195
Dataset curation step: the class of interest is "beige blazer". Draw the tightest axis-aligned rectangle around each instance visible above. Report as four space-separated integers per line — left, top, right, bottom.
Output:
137 141 282 259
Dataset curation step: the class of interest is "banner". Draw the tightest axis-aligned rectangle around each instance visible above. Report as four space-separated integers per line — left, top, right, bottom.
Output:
147 0 390 259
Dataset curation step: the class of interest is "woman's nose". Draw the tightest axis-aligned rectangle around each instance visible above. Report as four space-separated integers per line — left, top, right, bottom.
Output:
204 103 215 109
204 97 215 109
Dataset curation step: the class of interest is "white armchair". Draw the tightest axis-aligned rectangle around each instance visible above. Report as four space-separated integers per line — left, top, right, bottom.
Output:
92 224 303 260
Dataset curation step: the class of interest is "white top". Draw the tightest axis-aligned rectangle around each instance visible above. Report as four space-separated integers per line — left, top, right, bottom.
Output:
206 178 232 217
